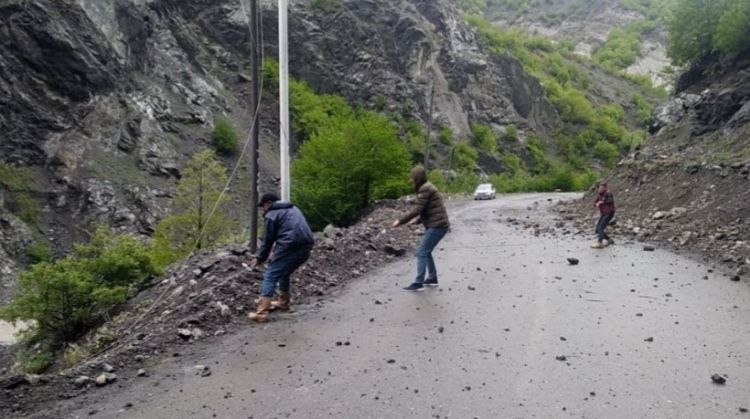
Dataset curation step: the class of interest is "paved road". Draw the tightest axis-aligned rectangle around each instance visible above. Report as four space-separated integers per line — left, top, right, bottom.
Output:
61 194 749 418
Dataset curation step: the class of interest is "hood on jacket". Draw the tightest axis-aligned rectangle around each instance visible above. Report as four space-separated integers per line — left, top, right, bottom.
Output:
410 167 428 192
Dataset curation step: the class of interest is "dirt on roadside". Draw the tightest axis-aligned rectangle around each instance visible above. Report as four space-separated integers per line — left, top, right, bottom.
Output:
0 200 425 417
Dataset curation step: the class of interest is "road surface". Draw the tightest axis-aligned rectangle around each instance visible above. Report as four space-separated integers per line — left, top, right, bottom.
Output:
56 194 749 418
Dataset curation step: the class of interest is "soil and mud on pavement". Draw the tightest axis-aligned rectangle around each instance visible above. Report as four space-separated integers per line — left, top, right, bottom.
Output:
21 193 748 419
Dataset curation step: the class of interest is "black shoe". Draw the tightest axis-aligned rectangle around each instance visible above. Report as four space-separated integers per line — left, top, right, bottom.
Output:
403 282 424 292
423 278 438 287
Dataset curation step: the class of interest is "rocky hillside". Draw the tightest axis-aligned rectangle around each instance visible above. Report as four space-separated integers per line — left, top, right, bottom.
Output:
560 51 750 278
0 0 659 289
456 0 674 86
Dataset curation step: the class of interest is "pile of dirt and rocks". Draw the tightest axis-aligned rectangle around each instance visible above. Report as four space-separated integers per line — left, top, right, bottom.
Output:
555 164 750 279
552 52 750 281
0 200 423 415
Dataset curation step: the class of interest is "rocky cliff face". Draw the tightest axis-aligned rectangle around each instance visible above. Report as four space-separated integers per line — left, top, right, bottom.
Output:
0 0 559 249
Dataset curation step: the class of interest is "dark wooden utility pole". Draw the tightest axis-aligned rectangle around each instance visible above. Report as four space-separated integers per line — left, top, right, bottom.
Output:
249 0 261 253
424 80 435 171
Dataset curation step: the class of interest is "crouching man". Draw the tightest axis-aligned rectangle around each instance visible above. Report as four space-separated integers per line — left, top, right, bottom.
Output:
248 193 314 322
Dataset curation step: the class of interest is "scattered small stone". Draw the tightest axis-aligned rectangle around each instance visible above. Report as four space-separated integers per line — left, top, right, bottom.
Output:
555 355 567 361
468 286 476 291
711 374 726 384
177 328 193 340
559 337 567 341
137 369 147 377
643 246 655 252
567 258 579 265
374 300 383 305
24 374 42 386
731 275 741 282
383 245 406 257
438 326 444 333
644 337 654 342
386 359 396 364
739 407 748 413
192 365 212 377
102 363 115 373
95 373 117 386
73 376 93 388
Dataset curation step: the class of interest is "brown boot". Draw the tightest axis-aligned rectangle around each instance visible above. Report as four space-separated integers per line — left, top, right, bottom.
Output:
271 291 291 312
248 297 272 323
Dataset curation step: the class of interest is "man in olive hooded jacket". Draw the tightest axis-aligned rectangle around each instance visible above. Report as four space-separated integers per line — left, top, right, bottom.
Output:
392 167 450 291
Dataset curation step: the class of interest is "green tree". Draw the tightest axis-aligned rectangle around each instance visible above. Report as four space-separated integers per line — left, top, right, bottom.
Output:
153 149 234 266
667 0 727 64
212 116 239 155
292 111 411 230
715 1 750 55
0 228 159 348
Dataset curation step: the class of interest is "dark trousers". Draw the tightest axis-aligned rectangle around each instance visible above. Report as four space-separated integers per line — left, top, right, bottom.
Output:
595 213 614 242
260 248 311 297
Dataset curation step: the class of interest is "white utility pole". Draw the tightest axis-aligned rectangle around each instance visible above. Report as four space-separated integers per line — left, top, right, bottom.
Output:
278 0 291 201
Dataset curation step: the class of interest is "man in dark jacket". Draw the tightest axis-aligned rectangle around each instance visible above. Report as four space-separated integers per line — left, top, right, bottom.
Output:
392 167 450 291
592 181 615 249
248 193 314 322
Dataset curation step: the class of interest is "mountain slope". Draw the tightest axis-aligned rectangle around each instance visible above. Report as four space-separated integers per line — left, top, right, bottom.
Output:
560 51 750 276
0 0 660 288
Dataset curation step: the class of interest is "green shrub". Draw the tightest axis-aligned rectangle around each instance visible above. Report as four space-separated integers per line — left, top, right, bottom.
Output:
310 0 342 13
527 136 549 174
593 26 642 70
0 228 160 348
439 127 454 145
292 110 411 230
0 162 41 224
15 347 55 374
27 240 52 264
212 116 239 155
452 142 479 172
504 124 518 142
594 140 620 168
632 93 653 125
262 58 280 91
471 123 498 154
403 120 427 156
545 81 596 123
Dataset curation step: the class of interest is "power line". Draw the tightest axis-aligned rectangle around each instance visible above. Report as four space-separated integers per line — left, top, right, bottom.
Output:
80 0 269 362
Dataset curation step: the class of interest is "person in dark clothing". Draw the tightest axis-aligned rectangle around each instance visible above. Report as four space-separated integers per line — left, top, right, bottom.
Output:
592 181 615 249
392 167 450 291
248 193 315 322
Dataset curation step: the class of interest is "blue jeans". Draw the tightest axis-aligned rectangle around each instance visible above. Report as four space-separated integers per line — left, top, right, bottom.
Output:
415 227 449 283
596 213 614 242
260 248 312 297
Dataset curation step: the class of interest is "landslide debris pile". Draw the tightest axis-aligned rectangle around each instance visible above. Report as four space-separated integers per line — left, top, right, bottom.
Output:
556 53 750 279
0 201 421 414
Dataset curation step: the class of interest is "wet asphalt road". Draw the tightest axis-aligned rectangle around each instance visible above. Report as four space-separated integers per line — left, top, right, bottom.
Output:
62 193 749 418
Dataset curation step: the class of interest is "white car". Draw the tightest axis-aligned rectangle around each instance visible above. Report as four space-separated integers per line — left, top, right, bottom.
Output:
473 183 496 200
